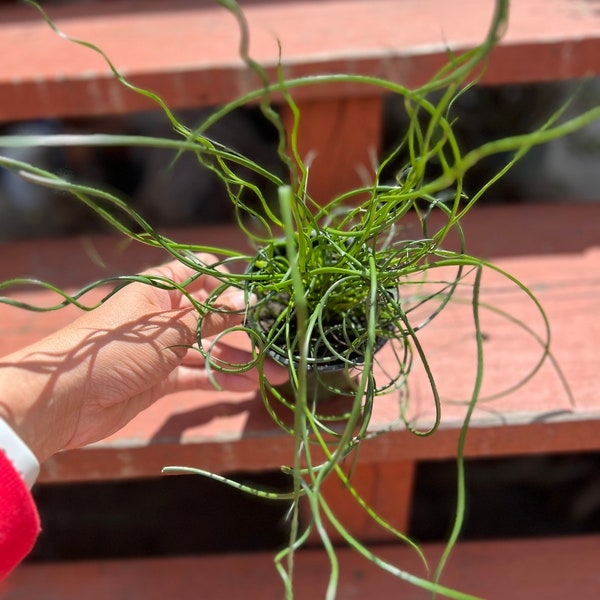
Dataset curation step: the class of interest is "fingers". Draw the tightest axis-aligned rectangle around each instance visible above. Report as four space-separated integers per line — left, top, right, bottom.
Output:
150 253 228 294
140 255 290 392
148 255 250 323
168 345 289 394
178 366 266 393
170 363 287 393
198 289 251 338
186 342 289 385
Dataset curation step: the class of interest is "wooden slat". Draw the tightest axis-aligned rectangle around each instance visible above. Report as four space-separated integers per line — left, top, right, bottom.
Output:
0 202 598 483
0 0 599 121
4 535 600 599
301 459 416 544
280 96 383 205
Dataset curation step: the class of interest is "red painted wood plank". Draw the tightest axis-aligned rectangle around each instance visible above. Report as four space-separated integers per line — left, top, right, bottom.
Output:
0 203 598 483
0 0 599 121
4 535 600 599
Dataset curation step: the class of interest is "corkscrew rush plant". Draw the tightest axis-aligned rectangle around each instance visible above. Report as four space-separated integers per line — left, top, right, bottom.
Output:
0 0 596 597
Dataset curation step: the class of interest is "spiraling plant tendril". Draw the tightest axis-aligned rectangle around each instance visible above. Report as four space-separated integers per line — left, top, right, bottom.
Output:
0 0 593 598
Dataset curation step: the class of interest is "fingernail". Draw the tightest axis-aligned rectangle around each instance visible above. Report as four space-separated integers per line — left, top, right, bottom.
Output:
227 290 252 312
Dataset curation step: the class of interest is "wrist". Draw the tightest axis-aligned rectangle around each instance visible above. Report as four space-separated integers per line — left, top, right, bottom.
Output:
0 354 71 463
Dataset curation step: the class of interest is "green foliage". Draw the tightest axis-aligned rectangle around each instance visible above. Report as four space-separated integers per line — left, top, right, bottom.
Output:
0 0 596 597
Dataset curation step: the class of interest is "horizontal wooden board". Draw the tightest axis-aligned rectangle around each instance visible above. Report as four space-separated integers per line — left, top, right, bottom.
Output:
4 535 600 599
0 202 598 482
0 0 599 120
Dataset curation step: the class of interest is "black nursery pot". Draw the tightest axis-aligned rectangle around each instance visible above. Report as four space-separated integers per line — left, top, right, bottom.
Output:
245 240 396 401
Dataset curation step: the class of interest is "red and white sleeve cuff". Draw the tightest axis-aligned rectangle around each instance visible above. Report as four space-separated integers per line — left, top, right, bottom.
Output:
0 418 40 489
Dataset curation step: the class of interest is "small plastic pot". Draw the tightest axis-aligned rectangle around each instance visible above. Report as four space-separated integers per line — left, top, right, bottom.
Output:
245 240 396 401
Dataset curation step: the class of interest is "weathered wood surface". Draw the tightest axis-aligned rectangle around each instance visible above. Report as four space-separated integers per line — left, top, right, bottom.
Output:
0 203 597 483
1 0 599 121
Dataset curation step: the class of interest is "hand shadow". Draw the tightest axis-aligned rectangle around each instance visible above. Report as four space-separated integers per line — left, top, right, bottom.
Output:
149 391 279 444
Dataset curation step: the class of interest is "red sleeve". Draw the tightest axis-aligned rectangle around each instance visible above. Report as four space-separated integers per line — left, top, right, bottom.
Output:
0 450 41 580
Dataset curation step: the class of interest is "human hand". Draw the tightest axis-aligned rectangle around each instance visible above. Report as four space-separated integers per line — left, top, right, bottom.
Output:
0 256 287 463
